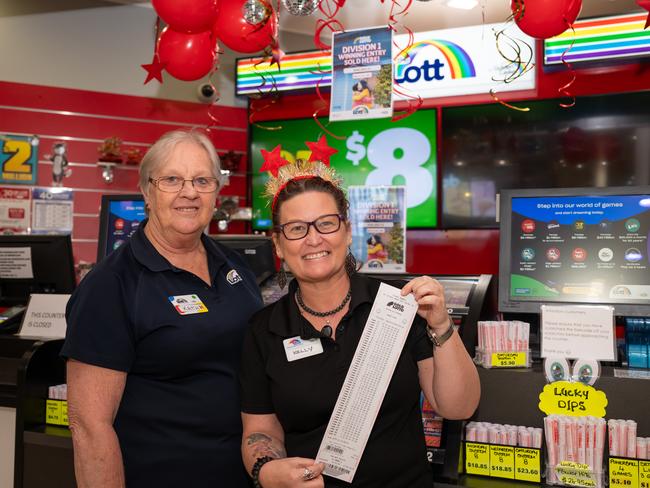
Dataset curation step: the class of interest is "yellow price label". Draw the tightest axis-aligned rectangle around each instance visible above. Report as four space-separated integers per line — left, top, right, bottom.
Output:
639 461 650 488
465 442 490 476
515 447 541 482
45 399 62 425
491 352 527 367
557 461 597 487
490 445 515 479
538 380 608 417
610 458 639 488
61 400 69 426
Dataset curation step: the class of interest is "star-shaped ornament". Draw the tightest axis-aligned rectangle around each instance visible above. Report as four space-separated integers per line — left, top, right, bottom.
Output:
306 135 338 166
260 145 289 177
638 0 650 29
141 55 167 84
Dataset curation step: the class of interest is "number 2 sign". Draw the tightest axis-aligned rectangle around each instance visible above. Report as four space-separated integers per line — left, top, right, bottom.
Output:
1 134 39 185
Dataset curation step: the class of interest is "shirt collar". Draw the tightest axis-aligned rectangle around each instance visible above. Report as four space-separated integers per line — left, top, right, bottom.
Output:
267 273 379 339
130 219 226 273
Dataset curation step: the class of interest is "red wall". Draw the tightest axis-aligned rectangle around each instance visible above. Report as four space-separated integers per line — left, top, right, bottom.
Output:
0 81 249 269
248 45 650 276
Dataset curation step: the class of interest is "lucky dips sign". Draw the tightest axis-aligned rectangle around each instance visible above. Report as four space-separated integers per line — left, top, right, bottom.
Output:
392 22 536 100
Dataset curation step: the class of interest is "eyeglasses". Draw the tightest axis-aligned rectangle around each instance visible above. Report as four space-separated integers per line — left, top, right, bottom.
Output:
149 176 219 193
275 214 344 240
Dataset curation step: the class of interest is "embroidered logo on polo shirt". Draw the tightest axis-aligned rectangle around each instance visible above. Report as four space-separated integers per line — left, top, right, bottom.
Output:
226 269 243 285
168 294 208 315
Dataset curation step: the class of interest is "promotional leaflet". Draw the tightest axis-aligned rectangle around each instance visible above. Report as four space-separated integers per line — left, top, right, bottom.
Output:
330 26 393 121
31 188 73 234
349 186 406 274
0 134 39 185
0 187 31 234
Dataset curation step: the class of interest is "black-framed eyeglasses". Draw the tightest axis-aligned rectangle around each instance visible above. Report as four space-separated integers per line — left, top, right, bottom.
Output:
149 176 219 193
275 214 344 240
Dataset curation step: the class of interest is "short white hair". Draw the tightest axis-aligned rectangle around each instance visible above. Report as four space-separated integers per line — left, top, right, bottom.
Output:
139 129 221 197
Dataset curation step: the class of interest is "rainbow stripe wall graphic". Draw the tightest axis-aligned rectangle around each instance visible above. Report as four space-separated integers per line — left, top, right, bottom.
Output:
544 13 650 65
236 51 331 96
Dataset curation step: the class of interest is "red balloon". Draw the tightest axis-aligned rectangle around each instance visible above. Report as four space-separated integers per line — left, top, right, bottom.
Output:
512 0 582 39
158 28 217 81
213 0 277 53
152 0 220 33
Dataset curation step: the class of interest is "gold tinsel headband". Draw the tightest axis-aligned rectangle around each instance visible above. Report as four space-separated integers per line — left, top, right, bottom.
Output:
259 139 341 210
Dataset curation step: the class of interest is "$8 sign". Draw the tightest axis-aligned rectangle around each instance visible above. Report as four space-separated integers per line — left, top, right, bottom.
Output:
345 127 433 208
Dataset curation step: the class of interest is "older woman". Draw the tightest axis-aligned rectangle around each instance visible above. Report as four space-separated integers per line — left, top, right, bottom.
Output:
240 163 480 488
63 130 263 487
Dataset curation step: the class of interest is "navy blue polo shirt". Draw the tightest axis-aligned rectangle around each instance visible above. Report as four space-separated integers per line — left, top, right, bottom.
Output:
62 221 263 487
240 273 433 488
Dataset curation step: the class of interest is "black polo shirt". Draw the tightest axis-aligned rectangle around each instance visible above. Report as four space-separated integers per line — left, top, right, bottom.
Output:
240 273 433 488
62 221 263 488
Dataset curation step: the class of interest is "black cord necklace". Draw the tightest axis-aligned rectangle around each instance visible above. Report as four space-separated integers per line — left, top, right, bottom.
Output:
295 287 352 317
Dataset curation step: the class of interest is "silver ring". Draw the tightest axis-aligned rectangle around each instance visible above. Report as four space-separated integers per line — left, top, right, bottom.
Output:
302 467 314 481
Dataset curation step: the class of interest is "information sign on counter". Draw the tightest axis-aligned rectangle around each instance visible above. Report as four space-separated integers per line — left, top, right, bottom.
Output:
541 304 616 360
490 445 515 479
640 461 650 488
538 380 608 417
18 294 71 339
465 443 490 476
609 458 643 488
465 443 541 483
556 461 598 488
515 448 542 483
492 352 527 367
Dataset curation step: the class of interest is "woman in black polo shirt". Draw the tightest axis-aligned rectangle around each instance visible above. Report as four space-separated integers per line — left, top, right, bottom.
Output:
240 158 480 487
63 130 263 487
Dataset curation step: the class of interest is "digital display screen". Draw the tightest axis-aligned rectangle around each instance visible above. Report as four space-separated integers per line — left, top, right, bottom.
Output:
105 200 146 255
250 110 438 229
508 194 650 305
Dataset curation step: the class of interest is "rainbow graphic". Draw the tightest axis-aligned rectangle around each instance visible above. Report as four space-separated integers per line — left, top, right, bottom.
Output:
396 40 477 79
544 13 650 65
288 338 302 347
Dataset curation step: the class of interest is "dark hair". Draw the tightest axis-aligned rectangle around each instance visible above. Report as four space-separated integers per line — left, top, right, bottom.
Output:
367 234 383 245
353 80 368 92
272 177 348 227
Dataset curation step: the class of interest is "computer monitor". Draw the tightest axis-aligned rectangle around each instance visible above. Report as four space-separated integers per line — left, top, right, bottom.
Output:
0 234 76 306
211 235 277 285
97 194 146 262
498 186 650 316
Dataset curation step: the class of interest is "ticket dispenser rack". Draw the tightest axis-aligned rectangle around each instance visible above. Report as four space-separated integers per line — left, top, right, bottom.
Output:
364 273 496 481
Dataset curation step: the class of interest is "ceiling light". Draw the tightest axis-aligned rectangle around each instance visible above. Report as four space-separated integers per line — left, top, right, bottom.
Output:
446 0 478 10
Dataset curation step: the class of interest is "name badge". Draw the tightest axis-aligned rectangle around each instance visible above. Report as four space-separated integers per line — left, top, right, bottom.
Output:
283 336 324 362
168 294 208 315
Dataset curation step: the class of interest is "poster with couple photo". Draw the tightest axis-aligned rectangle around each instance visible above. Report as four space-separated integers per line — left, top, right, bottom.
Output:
349 186 406 273
330 26 393 122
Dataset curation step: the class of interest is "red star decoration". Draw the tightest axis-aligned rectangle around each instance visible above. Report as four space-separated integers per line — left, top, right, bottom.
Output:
306 135 338 166
260 145 289 177
638 0 650 29
141 54 167 84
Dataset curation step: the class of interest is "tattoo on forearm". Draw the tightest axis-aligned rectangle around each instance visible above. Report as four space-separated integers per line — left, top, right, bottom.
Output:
246 433 287 459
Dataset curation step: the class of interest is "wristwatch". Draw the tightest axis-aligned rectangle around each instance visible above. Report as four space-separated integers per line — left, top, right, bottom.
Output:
426 318 455 348
252 456 274 488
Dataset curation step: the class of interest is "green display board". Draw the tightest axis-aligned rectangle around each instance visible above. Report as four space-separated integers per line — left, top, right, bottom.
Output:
250 110 437 229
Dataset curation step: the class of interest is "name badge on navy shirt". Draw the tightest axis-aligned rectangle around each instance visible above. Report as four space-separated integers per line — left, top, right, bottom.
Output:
283 336 324 362
168 294 208 315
